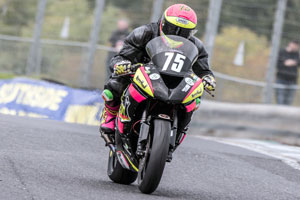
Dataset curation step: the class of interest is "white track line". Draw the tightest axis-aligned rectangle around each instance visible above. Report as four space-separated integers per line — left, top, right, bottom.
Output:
198 136 300 171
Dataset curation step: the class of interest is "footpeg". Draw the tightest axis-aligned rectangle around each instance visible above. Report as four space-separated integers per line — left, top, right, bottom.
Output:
100 131 113 145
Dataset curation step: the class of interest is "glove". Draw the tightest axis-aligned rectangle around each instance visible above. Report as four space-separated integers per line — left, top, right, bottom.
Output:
202 74 216 91
113 60 132 76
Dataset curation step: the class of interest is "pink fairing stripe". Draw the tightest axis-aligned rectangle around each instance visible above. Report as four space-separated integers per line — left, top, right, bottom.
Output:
129 84 146 103
185 100 196 112
140 67 154 94
179 134 186 144
183 78 202 102
117 117 124 134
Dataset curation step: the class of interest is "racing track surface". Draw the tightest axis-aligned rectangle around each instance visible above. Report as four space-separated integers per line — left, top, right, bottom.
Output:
1 114 300 200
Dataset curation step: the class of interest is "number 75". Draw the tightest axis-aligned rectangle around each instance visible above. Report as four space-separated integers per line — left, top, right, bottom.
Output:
162 52 186 73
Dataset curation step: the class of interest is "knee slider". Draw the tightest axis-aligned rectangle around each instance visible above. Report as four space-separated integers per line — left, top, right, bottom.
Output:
102 89 114 101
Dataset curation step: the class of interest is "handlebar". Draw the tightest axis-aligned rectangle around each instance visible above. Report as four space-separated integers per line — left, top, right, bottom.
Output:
131 63 142 71
112 63 215 98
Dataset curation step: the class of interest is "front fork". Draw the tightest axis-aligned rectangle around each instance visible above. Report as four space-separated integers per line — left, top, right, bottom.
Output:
170 109 178 149
136 104 179 163
166 110 178 162
136 103 150 156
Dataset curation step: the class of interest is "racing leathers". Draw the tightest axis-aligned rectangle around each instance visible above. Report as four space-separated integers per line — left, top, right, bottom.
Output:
100 22 215 141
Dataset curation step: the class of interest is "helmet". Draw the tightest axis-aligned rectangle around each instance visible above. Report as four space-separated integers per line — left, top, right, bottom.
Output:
160 4 197 38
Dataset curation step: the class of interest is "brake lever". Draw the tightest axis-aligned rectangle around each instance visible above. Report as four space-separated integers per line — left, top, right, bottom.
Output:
204 88 215 98
111 72 135 78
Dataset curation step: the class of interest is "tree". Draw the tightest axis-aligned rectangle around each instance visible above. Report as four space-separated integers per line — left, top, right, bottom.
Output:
213 26 270 81
219 0 275 40
281 0 300 45
108 0 153 28
20 0 123 44
212 26 271 103
0 0 37 36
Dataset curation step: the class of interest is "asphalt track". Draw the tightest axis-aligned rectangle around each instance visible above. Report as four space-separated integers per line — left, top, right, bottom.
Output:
1 114 300 200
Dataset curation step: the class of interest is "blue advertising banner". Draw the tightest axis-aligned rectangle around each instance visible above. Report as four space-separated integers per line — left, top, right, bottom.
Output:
0 78 104 125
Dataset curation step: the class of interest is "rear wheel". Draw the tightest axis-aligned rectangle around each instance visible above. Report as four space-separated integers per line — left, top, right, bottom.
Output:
138 119 171 194
107 150 137 184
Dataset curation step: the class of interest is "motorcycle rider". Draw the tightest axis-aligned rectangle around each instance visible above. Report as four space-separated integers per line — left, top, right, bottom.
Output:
100 4 216 145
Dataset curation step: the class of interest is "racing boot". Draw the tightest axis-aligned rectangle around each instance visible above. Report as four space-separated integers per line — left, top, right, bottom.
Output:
100 103 119 144
99 89 120 144
100 103 119 133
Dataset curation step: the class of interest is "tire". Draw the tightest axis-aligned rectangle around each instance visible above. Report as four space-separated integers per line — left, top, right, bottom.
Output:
138 119 171 194
107 150 138 185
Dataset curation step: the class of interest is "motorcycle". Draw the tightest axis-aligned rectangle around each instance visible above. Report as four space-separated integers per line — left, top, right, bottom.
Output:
102 35 210 194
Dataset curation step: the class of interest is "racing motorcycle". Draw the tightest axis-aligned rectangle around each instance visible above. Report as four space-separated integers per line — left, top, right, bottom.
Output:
102 35 209 194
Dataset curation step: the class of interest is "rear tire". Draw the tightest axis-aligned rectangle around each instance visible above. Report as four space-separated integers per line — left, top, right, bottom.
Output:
107 150 137 185
138 119 171 194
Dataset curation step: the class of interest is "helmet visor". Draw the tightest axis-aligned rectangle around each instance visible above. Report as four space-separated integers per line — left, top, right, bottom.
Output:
162 19 192 38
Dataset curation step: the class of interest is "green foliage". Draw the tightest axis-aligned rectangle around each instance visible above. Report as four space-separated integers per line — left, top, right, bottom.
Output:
0 0 299 44
20 1 124 43
213 26 270 81
0 72 15 79
108 0 152 28
212 26 271 103
110 0 137 9
220 0 275 40
99 5 127 44
282 0 300 44
21 0 92 41
86 0 96 9
0 0 37 36
0 40 29 74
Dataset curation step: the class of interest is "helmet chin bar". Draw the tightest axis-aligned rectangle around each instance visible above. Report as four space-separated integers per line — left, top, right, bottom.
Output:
175 27 181 36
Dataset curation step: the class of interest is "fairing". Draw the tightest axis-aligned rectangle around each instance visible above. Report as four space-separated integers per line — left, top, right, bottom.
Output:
118 36 204 134
133 67 154 97
146 35 198 77
138 64 202 104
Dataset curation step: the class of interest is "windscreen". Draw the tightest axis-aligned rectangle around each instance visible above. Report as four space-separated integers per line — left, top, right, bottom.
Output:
146 35 198 77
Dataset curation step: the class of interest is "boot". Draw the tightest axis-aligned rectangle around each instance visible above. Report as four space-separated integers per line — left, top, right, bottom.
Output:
100 103 119 133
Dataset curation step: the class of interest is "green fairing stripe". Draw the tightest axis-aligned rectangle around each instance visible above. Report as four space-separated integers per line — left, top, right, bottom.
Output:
196 98 201 105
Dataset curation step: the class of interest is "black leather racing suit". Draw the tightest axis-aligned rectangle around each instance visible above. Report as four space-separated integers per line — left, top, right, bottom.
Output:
104 22 214 133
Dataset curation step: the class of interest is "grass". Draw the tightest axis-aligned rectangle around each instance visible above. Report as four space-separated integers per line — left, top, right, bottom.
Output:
0 73 15 79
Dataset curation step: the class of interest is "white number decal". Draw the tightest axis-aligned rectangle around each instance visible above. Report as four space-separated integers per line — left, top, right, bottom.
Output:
171 54 186 72
162 52 186 72
162 52 174 71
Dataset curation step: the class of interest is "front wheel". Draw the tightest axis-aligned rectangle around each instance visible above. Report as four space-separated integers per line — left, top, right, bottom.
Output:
138 119 171 194
107 150 137 185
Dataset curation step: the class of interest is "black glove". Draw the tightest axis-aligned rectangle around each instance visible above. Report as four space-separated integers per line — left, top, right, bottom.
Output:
202 74 216 91
113 60 132 76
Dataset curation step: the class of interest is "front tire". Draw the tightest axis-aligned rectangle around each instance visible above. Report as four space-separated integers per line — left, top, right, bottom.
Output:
138 119 171 194
107 150 137 184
